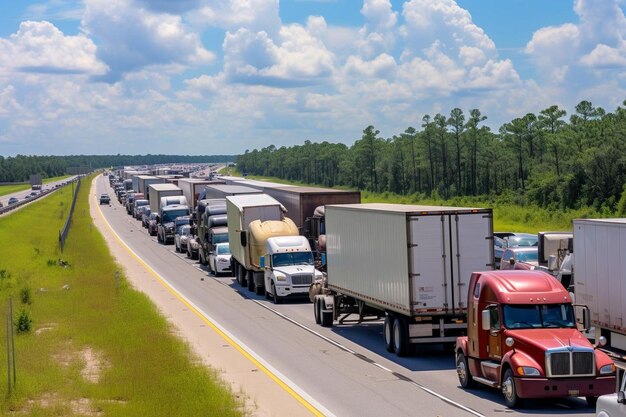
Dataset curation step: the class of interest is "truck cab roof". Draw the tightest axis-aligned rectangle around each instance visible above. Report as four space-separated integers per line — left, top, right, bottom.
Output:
472 270 570 305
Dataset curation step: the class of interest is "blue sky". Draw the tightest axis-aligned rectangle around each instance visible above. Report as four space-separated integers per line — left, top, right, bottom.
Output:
0 0 624 156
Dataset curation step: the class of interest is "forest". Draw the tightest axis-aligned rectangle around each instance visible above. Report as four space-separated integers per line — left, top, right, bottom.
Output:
236 100 626 214
0 154 235 183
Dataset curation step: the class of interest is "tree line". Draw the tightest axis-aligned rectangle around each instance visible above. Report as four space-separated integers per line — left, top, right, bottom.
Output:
236 100 626 212
0 154 236 183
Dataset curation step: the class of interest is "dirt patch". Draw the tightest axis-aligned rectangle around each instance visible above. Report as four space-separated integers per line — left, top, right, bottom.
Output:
13 393 103 416
34 323 57 335
80 346 109 384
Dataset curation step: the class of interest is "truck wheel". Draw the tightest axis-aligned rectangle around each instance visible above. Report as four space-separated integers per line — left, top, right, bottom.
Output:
271 282 282 304
175 242 180 252
314 297 321 324
255 283 264 296
456 352 474 388
320 299 333 327
383 315 394 353
393 317 409 357
502 368 522 408
586 396 598 407
247 271 255 292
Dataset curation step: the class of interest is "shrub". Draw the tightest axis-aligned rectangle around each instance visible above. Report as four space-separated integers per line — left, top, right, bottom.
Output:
20 287 31 305
16 309 32 333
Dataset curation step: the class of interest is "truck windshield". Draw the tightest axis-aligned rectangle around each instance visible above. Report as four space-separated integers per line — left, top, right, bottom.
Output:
503 304 575 329
272 252 314 267
163 209 190 223
213 233 228 244
217 245 230 255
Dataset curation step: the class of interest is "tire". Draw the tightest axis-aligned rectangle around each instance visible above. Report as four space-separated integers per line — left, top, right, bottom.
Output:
586 396 598 407
175 242 180 252
247 271 255 292
271 282 282 304
456 352 474 388
393 317 409 357
383 315 394 353
502 368 522 408
255 283 264 296
314 297 321 324
320 298 333 327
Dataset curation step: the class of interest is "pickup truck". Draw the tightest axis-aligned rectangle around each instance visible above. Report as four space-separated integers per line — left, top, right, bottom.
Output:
596 374 626 416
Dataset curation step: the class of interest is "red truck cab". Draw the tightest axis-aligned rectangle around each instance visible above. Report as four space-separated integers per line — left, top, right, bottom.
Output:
455 270 616 408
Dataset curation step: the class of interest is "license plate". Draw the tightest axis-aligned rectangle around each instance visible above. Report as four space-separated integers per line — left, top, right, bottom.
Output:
568 389 579 396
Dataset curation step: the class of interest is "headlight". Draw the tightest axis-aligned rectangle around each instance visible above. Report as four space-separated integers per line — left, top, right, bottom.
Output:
600 364 616 375
275 274 286 281
516 366 540 376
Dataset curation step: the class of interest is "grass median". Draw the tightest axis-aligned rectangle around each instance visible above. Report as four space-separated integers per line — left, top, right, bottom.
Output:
0 175 243 416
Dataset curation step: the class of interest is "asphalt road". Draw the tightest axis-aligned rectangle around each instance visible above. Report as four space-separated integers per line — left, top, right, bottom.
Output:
94 175 597 417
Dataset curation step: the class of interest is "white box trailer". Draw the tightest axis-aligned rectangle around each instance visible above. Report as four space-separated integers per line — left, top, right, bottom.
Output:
574 218 626 354
137 175 165 197
177 178 224 213
148 183 183 215
313 203 494 356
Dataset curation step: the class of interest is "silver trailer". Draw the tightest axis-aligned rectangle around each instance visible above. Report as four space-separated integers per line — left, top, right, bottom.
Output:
313 203 494 356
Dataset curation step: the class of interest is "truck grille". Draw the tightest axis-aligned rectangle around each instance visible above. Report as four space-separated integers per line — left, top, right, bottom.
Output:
546 348 595 377
291 274 313 285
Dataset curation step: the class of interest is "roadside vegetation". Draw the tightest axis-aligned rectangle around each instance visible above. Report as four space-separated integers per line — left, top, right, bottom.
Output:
0 175 243 416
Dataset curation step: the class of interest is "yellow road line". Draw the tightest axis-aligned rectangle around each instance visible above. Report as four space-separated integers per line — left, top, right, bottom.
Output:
94 182 325 416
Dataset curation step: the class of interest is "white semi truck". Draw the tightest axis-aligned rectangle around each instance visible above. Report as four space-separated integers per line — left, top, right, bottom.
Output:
250 221 323 303
226 194 286 294
312 203 494 356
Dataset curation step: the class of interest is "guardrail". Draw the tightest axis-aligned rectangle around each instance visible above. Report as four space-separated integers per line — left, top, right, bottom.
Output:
58 178 82 252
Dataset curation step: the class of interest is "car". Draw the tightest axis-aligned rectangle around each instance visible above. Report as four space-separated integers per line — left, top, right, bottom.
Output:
494 232 538 248
596 371 626 416
8 197 19 205
187 236 199 260
500 246 539 270
133 199 149 219
99 193 111 205
29 191 38 197
148 212 159 236
140 207 152 227
174 225 192 253
494 236 507 269
208 242 231 276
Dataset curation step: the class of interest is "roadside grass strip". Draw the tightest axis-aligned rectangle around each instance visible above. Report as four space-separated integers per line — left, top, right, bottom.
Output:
0 184 30 198
0 174 243 417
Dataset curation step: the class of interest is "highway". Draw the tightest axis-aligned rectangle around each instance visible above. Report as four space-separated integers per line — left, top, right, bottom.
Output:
93 174 597 417
0 176 78 209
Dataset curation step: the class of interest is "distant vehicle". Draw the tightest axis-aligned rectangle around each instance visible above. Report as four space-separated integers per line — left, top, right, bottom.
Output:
208 243 232 276
494 236 507 269
148 212 158 236
175 225 192 253
99 193 111 205
140 207 152 228
494 232 538 248
500 246 539 270
8 197 19 205
133 199 149 219
29 191 38 197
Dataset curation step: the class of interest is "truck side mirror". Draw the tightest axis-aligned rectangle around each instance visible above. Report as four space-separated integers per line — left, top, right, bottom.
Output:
240 231 247 247
481 310 491 331
260 257 265 268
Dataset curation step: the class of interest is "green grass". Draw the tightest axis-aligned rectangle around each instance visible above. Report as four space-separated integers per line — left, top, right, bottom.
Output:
0 175 243 416
0 175 73 197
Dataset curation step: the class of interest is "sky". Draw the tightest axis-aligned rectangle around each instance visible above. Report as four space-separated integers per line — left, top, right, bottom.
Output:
0 0 625 156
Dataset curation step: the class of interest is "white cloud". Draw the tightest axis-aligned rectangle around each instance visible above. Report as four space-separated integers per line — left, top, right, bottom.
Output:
192 0 281 34
82 0 214 82
0 21 106 75
223 22 335 86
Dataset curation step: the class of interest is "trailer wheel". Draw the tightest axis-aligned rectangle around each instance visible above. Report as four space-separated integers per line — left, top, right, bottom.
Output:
384 315 394 352
320 299 333 327
313 296 321 324
456 352 474 388
255 283 264 296
502 368 522 408
393 317 409 357
247 271 255 292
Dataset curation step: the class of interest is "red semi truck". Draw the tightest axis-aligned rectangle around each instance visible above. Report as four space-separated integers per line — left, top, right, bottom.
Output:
455 270 616 408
